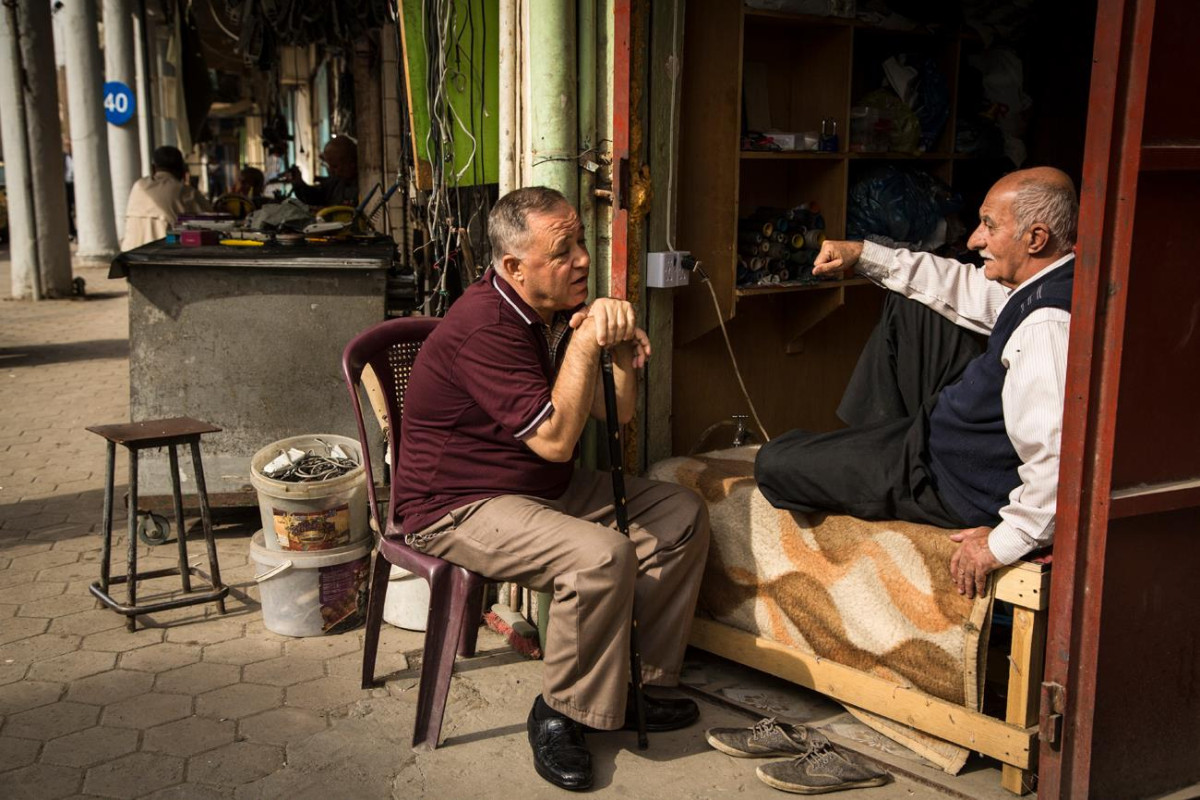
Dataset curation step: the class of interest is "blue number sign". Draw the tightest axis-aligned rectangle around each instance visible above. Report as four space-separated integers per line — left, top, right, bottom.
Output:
103 82 135 126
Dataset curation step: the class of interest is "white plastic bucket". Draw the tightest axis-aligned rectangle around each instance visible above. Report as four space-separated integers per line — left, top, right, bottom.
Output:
249 434 368 552
383 566 431 631
250 530 371 637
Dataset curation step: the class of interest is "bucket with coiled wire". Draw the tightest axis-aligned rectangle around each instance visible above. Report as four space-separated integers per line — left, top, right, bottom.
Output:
249 434 369 552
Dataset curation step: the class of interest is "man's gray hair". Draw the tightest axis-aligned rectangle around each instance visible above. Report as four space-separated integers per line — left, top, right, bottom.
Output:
1012 178 1078 254
488 186 570 269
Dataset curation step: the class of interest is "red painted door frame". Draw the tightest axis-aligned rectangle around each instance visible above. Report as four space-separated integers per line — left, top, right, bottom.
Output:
1039 0 1200 796
610 0 631 301
1039 0 1152 794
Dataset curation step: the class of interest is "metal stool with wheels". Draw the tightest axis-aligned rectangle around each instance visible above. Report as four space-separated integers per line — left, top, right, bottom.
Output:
86 417 230 631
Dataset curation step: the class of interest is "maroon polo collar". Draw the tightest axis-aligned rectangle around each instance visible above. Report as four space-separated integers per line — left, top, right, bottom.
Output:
485 266 586 327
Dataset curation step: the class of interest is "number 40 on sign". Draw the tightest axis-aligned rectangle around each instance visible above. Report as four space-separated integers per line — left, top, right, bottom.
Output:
103 81 135 126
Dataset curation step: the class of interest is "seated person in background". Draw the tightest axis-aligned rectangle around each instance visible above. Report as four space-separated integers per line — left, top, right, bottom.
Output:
392 186 711 791
755 167 1079 599
232 166 265 201
121 146 212 251
214 166 267 219
287 136 358 207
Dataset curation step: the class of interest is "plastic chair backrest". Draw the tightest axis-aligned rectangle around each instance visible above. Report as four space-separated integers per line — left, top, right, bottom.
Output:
342 317 441 539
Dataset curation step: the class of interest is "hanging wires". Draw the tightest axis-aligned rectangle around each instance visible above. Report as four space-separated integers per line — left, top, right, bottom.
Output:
419 0 489 316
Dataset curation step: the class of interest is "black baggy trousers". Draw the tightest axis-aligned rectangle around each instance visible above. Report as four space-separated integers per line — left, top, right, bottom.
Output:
754 291 984 528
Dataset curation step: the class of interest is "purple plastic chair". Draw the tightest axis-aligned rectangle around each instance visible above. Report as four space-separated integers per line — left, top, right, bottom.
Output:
342 317 486 751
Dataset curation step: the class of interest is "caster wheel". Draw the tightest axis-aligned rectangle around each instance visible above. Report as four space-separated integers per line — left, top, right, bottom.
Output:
137 512 171 546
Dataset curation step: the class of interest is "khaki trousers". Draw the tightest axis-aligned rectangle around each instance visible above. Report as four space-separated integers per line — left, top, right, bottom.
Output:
411 469 710 730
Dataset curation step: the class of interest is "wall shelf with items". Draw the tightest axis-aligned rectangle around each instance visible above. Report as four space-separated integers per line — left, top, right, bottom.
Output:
671 0 982 454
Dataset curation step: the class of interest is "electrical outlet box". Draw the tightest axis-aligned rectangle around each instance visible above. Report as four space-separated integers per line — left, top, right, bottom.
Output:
646 250 691 288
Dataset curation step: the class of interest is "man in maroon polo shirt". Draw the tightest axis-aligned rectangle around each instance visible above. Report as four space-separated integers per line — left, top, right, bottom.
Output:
393 186 710 791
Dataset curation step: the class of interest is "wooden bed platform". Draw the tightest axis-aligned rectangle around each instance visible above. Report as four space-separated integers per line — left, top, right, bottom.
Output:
688 560 1050 795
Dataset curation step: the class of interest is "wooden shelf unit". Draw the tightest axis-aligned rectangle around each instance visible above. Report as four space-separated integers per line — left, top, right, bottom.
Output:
672 1 979 455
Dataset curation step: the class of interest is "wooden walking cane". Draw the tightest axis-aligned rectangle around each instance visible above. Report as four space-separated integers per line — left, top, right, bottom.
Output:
600 348 649 751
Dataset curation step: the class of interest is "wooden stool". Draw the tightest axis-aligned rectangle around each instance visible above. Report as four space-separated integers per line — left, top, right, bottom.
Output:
86 417 229 631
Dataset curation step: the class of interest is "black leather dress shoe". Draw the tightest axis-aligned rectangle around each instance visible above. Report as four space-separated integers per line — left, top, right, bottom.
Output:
528 703 593 791
625 692 700 732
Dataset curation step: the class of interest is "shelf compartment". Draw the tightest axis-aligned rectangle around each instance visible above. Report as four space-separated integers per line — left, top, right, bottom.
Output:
736 277 873 297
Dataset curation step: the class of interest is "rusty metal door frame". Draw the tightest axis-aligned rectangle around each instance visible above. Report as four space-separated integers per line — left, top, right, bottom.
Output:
1038 0 1156 795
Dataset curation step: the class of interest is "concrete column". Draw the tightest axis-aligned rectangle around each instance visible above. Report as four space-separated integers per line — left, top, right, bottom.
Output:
14 0 72 296
104 0 141 240
132 3 152 174
0 4 38 299
63 0 119 261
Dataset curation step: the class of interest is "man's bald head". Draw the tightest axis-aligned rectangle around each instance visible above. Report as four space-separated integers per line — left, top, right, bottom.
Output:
997 167 1078 256
322 137 358 181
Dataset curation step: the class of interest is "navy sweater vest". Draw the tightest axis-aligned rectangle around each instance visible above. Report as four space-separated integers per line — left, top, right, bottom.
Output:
928 259 1074 526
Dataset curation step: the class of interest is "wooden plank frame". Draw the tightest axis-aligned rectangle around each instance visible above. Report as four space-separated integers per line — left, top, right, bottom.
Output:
689 560 1050 792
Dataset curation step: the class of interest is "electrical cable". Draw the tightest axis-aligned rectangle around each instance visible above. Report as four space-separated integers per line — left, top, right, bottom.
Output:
695 263 771 443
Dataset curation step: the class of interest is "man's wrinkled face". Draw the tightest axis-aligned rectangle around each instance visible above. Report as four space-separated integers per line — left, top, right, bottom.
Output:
512 204 590 319
967 186 1025 288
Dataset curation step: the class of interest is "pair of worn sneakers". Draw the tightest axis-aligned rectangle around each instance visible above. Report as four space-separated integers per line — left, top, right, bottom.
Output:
705 717 890 794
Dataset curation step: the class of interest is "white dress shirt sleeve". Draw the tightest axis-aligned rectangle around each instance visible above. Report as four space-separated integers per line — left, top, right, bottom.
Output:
989 309 1071 563
857 240 1010 335
857 241 1072 564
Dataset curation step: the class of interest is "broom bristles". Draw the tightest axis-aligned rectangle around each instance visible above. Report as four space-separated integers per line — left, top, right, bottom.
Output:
484 610 542 659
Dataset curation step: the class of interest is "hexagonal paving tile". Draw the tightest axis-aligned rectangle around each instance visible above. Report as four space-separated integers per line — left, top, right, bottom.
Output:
143 714 238 758
0 659 28 686
118 642 202 672
11 549 79 572
101 692 192 729
140 782 233 800
83 751 185 799
201 637 283 666
48 609 127 637
0 579 67 605
65 669 155 705
0 679 63 714
18 592 100 619
281 634 363 661
5 700 100 740
0 632 81 664
154 661 242 696
285 675 368 711
81 626 165 653
241 657 324 687
36 560 102 584
186 741 284 787
0 540 54 559
143 715 236 757
0 615 50 645
41 725 139 767
195 683 283 720
163 617 245 647
0 735 40 772
0 569 37 591
26 650 117 683
238 706 328 745
3 762 83 799
328 647 409 680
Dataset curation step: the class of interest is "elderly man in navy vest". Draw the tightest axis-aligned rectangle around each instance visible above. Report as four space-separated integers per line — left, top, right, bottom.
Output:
755 167 1078 600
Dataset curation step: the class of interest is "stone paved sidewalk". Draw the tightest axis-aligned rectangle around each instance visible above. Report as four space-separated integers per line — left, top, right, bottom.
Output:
0 254 925 800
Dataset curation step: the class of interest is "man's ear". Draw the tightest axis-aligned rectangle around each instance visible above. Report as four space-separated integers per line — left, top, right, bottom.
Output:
501 253 523 282
1026 223 1051 255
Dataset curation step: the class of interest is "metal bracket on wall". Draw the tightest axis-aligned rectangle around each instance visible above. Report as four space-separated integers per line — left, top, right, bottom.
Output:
1039 681 1066 747
616 157 631 210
